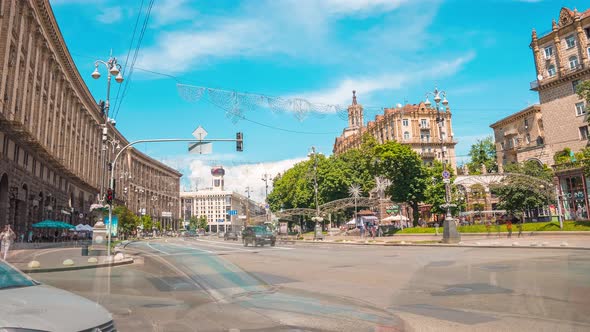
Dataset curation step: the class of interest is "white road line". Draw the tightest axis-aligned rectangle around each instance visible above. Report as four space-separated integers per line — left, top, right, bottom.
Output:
147 242 171 255
162 241 215 254
194 238 294 250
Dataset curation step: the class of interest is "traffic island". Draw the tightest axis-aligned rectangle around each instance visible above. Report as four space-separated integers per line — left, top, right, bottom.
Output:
13 248 134 274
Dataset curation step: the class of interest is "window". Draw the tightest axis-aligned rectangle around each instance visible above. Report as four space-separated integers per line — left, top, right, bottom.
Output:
547 64 556 77
402 119 409 126
501 142 505 150
579 126 588 140
573 79 581 93
420 119 427 127
544 46 553 58
403 131 410 140
566 35 576 49
569 56 579 69
524 119 529 128
585 28 590 39
525 133 531 144
588 47 590 58
576 102 586 116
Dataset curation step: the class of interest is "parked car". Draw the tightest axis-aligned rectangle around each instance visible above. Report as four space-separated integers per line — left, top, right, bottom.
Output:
224 231 239 241
242 225 276 247
0 260 116 332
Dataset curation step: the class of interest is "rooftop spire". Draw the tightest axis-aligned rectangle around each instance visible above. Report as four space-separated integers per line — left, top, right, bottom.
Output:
352 90 357 105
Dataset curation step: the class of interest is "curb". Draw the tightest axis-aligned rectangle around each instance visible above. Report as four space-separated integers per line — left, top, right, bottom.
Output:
295 240 590 250
20 258 134 274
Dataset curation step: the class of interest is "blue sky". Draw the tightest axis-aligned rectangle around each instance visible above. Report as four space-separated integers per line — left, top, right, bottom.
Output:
49 0 587 200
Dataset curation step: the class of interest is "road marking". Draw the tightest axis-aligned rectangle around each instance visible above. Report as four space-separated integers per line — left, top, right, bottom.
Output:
193 238 294 250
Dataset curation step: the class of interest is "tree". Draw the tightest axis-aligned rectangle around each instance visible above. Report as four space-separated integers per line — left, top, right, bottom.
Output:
491 174 554 219
141 215 153 232
374 141 427 226
503 160 554 182
198 215 208 230
154 221 162 231
112 205 140 239
188 215 199 231
467 136 497 174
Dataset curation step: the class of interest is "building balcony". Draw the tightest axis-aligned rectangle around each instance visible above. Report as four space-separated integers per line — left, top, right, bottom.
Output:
419 124 431 130
420 152 436 159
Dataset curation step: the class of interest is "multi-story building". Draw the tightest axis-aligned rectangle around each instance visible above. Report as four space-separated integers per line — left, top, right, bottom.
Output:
333 91 458 170
0 0 182 235
490 105 550 171
529 7 590 154
180 166 265 233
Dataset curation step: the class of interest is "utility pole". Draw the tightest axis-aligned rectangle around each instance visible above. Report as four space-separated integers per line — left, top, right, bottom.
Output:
309 146 324 240
245 186 251 225
261 173 271 222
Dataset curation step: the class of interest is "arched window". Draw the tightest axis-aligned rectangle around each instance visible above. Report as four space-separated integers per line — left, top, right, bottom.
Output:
547 64 556 77
569 56 579 69
403 131 410 140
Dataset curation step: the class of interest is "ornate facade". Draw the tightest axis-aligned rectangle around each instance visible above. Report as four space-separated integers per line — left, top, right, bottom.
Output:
530 7 590 155
333 92 458 170
490 105 550 171
0 0 182 236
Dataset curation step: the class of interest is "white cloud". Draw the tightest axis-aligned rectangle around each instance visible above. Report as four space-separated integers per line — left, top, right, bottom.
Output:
179 158 306 203
150 0 198 27
96 6 123 24
293 52 476 106
138 0 430 73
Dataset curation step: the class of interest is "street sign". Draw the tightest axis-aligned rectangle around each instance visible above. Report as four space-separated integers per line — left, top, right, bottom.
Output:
227 210 238 215
443 178 451 183
442 170 451 179
188 142 212 154
192 126 208 140
161 211 172 217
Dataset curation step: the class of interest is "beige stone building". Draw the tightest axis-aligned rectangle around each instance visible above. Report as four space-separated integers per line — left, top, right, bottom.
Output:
0 0 182 235
530 7 590 155
333 91 458 170
489 105 551 171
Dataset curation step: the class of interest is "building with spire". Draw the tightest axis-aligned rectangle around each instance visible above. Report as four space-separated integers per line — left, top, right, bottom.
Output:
333 91 458 170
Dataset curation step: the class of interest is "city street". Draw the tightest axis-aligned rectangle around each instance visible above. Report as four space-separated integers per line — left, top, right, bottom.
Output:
29 238 590 332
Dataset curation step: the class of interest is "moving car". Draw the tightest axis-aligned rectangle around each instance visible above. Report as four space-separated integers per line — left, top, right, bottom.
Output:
224 230 239 241
0 260 116 332
242 225 276 247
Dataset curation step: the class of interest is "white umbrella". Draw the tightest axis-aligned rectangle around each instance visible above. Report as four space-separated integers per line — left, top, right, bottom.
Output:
83 224 94 231
75 224 86 231
382 214 409 222
346 219 356 225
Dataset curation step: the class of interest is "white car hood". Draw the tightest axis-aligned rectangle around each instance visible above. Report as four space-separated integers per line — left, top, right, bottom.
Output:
0 284 112 332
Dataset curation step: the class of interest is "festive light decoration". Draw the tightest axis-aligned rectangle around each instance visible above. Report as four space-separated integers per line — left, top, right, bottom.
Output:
177 83 350 122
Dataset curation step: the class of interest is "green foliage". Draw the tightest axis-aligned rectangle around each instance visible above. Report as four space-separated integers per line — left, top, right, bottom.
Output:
576 80 590 106
467 136 497 174
198 215 208 230
374 141 427 226
112 205 140 238
141 215 153 231
424 161 463 216
503 160 554 182
395 221 590 233
553 148 573 164
154 221 162 231
491 174 554 215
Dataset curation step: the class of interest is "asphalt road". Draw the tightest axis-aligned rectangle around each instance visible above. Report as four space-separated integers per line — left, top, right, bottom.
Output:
31 237 590 332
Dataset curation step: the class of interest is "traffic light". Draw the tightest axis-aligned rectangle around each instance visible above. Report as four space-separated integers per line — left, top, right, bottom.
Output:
106 188 114 205
236 132 243 152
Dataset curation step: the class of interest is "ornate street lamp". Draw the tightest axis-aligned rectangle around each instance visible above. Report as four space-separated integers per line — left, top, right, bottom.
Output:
424 87 460 244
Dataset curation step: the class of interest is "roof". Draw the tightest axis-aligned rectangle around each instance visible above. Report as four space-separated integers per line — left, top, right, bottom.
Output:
489 105 541 129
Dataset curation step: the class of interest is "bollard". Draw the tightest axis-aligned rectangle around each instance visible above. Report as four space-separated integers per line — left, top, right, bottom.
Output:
63 259 74 266
81 245 89 256
28 261 40 268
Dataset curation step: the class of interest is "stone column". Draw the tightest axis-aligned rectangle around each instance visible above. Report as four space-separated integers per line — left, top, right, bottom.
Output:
574 13 588 66
552 20 565 76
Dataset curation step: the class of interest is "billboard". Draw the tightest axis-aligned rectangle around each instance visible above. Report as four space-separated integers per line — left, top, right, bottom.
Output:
104 216 119 237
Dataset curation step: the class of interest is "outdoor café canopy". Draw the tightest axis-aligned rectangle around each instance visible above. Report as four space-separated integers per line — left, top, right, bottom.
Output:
32 220 74 229
382 215 409 222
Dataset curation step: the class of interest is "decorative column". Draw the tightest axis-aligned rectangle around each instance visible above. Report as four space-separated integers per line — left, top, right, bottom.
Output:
552 20 564 76
531 29 542 78
574 11 588 66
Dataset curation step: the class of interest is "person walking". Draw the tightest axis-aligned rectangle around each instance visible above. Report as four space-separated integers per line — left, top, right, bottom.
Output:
506 220 513 238
0 225 16 260
486 220 492 237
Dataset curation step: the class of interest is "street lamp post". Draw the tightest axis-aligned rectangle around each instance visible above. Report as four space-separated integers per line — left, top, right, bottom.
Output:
424 87 461 244
91 55 124 202
261 173 271 222
309 147 324 240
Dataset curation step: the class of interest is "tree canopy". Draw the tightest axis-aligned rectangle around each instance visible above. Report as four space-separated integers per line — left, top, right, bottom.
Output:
466 136 497 174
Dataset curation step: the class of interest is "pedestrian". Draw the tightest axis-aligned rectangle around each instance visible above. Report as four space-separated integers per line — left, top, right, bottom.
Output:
486 220 491 237
515 216 523 238
434 222 439 236
27 229 33 243
0 225 16 260
506 220 513 238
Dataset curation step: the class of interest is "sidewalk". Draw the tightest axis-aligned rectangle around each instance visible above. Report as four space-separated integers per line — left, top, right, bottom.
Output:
292 232 590 249
7 246 134 274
